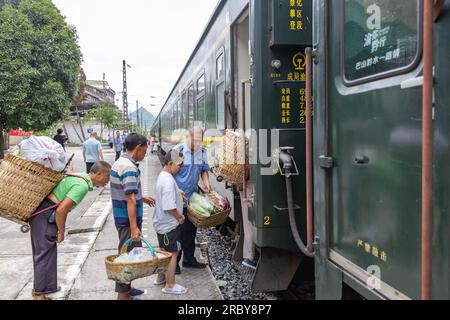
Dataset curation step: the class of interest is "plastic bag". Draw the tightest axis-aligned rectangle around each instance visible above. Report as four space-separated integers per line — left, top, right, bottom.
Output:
113 248 154 264
19 136 68 172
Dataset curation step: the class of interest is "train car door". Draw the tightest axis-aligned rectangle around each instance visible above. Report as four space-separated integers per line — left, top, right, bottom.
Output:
315 0 424 299
230 8 252 263
234 12 251 132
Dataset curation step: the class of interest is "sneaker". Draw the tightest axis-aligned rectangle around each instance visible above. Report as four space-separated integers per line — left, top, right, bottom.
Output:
176 265 182 275
242 259 257 270
129 288 145 297
182 260 207 269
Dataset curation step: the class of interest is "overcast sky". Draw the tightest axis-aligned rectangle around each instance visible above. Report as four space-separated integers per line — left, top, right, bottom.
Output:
52 0 219 116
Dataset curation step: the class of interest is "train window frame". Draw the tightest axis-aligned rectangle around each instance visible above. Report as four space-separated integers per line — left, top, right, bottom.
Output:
340 0 423 87
181 91 187 128
216 47 226 129
173 101 178 130
188 83 195 128
197 73 206 96
216 50 225 81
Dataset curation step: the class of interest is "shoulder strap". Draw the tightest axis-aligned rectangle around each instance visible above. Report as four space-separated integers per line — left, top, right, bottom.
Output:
65 173 94 191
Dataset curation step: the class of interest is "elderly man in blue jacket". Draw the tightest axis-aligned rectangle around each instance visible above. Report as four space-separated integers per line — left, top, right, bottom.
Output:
175 127 212 273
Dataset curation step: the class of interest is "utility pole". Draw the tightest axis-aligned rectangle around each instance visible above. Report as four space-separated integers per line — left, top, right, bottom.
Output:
122 61 129 125
102 72 111 106
136 100 140 130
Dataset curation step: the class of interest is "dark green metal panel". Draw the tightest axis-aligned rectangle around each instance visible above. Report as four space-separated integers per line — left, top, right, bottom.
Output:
327 0 422 299
314 0 450 299
270 0 313 47
315 260 343 300
430 1 450 300
249 0 312 253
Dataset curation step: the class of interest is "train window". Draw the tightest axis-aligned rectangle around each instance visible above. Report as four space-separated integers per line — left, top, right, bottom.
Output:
181 91 187 128
343 0 420 84
216 82 225 129
197 96 206 128
188 84 195 127
175 100 180 129
173 104 177 130
197 74 205 95
216 53 225 80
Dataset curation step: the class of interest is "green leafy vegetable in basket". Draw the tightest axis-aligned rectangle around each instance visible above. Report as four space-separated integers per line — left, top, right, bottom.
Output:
190 192 214 212
190 202 211 217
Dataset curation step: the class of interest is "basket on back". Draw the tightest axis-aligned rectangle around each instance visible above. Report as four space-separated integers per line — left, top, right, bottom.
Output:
212 130 249 186
0 154 65 225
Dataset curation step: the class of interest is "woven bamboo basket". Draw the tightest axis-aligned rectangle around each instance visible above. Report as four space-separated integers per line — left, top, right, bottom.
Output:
0 154 65 224
212 130 249 186
187 205 232 230
105 238 172 284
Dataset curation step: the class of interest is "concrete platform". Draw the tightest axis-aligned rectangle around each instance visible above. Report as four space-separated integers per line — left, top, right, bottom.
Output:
67 154 223 300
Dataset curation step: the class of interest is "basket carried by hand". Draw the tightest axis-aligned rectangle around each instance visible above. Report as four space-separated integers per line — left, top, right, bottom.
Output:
212 130 249 186
186 193 232 230
0 154 65 225
105 238 172 284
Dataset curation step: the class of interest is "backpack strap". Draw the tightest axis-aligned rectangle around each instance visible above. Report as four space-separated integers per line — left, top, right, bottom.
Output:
65 173 94 191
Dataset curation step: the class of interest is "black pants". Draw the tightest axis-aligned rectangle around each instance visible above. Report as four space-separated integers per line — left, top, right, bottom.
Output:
86 162 94 174
29 199 58 295
115 226 142 293
115 151 121 161
177 207 197 265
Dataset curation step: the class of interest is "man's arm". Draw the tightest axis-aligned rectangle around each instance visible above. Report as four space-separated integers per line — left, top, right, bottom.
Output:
82 147 86 163
55 197 76 244
99 149 104 161
126 193 141 242
201 171 212 193
165 209 185 225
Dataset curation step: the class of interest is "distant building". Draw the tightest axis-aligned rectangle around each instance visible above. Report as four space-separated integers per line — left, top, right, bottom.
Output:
65 79 121 144
70 80 118 117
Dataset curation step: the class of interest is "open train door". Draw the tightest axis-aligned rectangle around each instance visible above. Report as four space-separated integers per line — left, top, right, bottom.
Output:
230 7 252 264
314 0 430 299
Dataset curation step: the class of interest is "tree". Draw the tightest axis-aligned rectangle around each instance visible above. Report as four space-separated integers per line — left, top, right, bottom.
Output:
83 102 121 141
0 0 20 9
0 0 82 158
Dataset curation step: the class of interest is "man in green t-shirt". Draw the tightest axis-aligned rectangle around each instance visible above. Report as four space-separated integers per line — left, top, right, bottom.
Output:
29 161 111 300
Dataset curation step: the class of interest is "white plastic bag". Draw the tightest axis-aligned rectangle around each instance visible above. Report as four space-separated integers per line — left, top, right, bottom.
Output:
19 136 68 172
113 248 167 264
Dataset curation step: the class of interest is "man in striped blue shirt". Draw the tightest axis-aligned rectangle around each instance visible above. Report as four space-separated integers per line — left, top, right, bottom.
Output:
110 133 155 300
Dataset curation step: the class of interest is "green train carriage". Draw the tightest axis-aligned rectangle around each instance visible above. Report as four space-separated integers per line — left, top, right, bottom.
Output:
312 0 450 300
151 0 315 293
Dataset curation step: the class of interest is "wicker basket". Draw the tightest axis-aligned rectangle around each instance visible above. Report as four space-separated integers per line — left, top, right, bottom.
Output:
105 238 172 285
212 130 249 186
0 154 65 224
187 205 232 230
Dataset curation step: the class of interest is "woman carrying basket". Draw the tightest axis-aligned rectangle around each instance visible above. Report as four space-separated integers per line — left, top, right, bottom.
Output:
29 161 112 300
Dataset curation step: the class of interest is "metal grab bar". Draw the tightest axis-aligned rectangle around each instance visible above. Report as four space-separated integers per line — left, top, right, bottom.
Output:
422 0 434 301
305 47 314 253
241 80 252 204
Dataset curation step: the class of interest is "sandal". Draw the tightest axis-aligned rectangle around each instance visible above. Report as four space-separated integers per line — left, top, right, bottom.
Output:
162 284 188 296
32 289 51 301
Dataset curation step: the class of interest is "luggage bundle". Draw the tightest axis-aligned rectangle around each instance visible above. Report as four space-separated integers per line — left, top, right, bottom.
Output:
0 136 70 227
